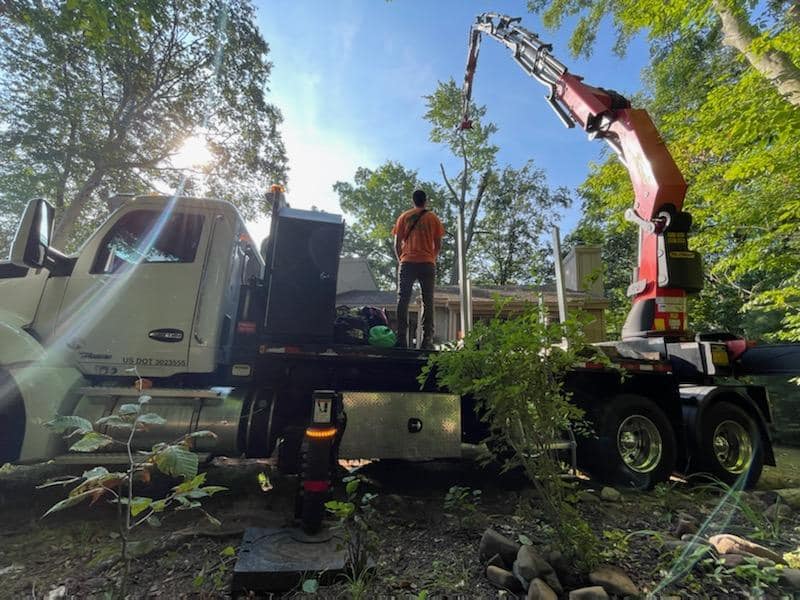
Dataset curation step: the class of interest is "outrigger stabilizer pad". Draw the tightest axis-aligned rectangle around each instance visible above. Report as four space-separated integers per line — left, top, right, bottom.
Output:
231 526 347 594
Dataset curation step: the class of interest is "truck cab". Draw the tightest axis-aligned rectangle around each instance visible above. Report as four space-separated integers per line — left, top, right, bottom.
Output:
1 195 260 379
0 196 262 463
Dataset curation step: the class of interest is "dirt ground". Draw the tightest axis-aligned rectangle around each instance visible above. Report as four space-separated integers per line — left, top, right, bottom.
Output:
2 449 800 600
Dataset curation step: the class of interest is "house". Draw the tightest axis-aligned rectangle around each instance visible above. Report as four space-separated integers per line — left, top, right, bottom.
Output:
336 246 609 345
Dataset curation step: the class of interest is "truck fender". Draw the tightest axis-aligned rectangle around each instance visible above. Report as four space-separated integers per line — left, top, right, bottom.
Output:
0 319 87 463
680 385 775 468
0 311 45 366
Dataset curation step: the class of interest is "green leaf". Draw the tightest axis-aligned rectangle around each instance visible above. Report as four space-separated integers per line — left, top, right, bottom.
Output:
42 489 97 517
220 546 236 557
154 445 199 479
193 575 205 588
198 486 228 496
173 473 206 494
136 413 167 426
150 499 167 513
184 430 218 440
46 415 93 435
518 534 533 546
345 479 360 496
130 496 152 517
118 403 140 416
82 466 109 480
70 432 115 452
95 415 132 429
146 515 162 528
302 579 319 593
138 395 152 405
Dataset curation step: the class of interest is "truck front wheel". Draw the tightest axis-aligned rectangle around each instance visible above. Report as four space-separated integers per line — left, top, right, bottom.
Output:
696 401 763 489
580 394 677 490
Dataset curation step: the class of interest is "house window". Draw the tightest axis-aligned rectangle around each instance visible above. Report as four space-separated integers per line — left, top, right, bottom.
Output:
92 210 204 274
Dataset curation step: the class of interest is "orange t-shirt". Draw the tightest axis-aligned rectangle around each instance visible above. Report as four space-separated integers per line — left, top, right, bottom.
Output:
392 208 445 264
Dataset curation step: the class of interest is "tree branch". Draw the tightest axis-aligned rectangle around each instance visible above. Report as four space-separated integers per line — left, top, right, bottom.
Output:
713 0 800 107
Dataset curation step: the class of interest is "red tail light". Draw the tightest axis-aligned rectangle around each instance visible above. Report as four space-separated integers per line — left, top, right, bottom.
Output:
236 321 256 335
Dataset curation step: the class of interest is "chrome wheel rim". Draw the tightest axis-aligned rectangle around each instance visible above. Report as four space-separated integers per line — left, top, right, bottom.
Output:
713 420 752 474
617 415 663 473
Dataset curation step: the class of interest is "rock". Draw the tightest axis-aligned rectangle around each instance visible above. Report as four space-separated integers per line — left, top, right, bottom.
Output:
515 545 555 582
708 534 786 565
569 586 610 600
577 490 601 503
487 552 506 570
543 573 563 595
589 565 638 597
764 502 792 520
45 586 66 600
480 529 521 566
718 553 747 568
777 488 800 510
600 487 622 502
528 578 557 600
486 565 523 592
779 568 800 591
673 518 698 538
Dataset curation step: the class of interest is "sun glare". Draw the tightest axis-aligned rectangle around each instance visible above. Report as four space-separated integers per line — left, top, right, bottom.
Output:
172 134 213 170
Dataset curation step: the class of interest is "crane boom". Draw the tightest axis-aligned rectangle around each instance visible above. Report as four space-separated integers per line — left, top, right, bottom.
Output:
461 13 704 340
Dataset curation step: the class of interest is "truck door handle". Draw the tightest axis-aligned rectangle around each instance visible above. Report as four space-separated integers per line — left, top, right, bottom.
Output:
408 418 423 433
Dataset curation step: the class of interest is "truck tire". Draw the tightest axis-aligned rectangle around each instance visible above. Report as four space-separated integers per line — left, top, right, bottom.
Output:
0 369 25 464
580 394 676 489
695 401 763 489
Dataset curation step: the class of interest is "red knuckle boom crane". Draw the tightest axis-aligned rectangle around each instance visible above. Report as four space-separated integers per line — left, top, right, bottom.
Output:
460 13 704 340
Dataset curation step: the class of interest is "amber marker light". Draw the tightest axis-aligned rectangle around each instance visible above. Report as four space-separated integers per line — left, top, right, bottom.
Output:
305 427 337 439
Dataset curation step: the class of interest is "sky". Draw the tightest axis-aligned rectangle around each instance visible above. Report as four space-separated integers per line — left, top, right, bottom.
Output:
246 0 651 245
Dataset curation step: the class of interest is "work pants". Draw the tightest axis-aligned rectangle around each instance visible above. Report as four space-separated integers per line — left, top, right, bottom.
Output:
396 261 435 348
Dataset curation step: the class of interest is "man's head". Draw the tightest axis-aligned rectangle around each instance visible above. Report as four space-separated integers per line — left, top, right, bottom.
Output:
412 189 428 208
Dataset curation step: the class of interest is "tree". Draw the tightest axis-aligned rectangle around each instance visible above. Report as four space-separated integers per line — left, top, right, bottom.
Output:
473 162 570 285
0 0 287 252
424 79 498 283
527 0 800 108
334 162 455 288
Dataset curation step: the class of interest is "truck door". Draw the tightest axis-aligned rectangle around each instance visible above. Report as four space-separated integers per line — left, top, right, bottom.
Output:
56 207 207 378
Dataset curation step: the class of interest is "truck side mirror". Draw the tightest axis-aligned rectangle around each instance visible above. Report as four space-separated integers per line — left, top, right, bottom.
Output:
10 198 55 269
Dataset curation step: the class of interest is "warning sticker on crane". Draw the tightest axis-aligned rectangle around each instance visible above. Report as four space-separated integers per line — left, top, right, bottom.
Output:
656 296 686 314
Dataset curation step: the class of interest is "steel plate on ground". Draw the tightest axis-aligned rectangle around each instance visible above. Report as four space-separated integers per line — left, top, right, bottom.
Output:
338 391 461 460
232 527 347 593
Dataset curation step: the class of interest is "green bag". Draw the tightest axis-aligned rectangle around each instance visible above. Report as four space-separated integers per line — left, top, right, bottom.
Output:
368 325 396 348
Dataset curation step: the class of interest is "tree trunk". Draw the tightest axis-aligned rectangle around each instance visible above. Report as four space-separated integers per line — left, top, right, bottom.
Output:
52 167 104 248
714 0 800 108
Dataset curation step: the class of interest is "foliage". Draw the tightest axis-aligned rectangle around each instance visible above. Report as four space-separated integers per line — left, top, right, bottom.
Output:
325 475 378 599
474 161 570 285
555 18 800 340
193 545 238 592
700 555 781 595
40 383 225 597
443 485 483 529
422 302 601 566
334 162 455 287
0 0 287 253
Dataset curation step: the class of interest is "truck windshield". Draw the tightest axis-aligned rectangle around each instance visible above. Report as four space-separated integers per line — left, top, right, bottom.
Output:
91 209 204 274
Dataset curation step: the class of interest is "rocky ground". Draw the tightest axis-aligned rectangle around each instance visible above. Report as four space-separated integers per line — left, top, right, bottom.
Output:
2 448 800 599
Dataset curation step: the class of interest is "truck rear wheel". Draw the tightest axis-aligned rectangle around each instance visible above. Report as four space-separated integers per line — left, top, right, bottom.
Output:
696 401 763 489
580 394 677 489
0 369 25 464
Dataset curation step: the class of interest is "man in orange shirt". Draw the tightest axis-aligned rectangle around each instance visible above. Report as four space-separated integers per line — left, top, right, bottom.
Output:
392 189 445 349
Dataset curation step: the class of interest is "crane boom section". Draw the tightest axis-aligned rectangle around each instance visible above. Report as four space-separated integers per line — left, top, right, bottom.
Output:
460 13 703 339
